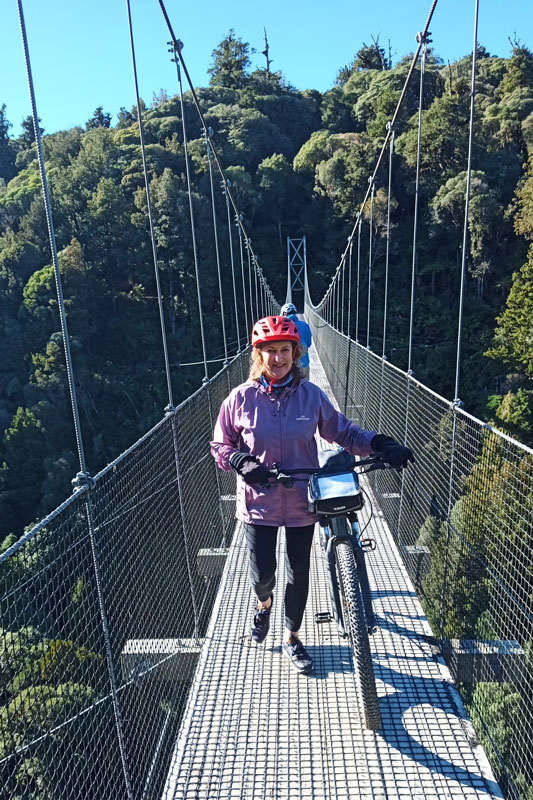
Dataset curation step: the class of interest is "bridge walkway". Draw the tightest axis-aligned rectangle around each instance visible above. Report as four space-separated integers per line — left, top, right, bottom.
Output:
162 345 502 800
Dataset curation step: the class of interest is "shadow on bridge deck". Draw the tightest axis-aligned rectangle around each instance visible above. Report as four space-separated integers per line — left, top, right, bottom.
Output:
161 346 502 800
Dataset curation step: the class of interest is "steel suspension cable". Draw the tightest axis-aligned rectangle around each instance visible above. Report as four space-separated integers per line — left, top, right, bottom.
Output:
126 0 175 407
367 180 375 349
341 255 346 334
253 255 259 318
158 1 276 310
205 131 228 364
224 185 241 351
172 45 209 380
455 0 480 402
237 220 250 335
311 0 439 310
407 34 428 373
246 242 255 321
356 220 362 341
335 266 340 330
17 0 88 480
382 125 395 359
18 7 134 793
347 236 354 337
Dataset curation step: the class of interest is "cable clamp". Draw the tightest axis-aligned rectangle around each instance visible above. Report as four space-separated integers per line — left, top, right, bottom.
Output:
452 398 464 409
165 404 177 417
72 471 95 491
202 376 211 386
416 31 432 45
407 369 415 378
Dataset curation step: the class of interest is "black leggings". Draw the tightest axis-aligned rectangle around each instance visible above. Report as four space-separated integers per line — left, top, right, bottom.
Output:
243 523 315 633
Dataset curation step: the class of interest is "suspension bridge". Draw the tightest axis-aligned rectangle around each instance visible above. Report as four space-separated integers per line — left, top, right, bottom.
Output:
1 1 532 799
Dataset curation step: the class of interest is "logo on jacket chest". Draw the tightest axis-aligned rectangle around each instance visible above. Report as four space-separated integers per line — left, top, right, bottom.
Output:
296 415 310 421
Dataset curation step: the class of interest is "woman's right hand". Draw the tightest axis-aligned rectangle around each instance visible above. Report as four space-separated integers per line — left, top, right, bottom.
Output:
229 452 272 488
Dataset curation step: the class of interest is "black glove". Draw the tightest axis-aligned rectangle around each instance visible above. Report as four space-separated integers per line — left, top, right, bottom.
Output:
371 434 415 469
229 452 272 488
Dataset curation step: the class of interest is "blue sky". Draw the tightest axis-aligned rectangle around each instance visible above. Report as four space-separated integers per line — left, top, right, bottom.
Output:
2 0 532 136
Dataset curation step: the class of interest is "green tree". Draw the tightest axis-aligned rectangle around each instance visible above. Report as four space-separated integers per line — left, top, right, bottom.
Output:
85 106 112 131
208 29 251 89
0 105 16 182
17 116 44 151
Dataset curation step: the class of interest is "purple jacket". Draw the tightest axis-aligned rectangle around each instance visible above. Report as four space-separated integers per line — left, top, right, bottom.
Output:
210 378 377 527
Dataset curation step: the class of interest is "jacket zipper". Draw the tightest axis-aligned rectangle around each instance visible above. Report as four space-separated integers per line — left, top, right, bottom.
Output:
277 398 287 523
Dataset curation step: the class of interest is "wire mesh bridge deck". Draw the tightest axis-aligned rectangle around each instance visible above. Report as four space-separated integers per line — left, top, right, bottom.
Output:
162 346 502 800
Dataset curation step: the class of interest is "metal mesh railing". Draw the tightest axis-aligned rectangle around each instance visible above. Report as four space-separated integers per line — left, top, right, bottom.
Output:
307 306 533 800
0 350 249 800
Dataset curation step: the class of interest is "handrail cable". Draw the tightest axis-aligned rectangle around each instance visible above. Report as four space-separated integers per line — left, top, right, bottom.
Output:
205 131 229 364
455 0 480 402
126 0 174 407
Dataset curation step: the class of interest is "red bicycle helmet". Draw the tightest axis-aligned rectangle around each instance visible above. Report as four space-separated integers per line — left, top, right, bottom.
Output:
251 315 300 347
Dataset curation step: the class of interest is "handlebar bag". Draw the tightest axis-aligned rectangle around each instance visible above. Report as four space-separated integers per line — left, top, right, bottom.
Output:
308 470 363 517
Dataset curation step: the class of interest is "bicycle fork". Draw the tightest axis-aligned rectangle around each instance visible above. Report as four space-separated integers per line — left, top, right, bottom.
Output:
323 520 376 636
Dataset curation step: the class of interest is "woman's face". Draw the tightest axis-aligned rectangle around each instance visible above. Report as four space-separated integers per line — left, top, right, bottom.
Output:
259 341 294 382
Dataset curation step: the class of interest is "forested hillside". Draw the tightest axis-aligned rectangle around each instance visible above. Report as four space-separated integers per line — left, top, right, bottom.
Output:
1 33 532 539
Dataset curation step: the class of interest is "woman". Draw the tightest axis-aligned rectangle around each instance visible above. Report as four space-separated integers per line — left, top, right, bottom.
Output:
210 315 414 674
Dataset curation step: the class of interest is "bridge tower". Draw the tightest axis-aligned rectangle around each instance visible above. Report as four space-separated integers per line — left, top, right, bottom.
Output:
286 236 306 312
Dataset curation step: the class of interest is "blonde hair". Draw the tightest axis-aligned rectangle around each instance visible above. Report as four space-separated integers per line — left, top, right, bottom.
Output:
249 342 304 382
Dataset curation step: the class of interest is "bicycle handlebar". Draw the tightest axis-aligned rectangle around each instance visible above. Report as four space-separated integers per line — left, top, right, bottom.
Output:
268 455 399 488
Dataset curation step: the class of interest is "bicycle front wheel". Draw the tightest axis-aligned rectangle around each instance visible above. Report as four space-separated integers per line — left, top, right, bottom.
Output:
334 533 381 730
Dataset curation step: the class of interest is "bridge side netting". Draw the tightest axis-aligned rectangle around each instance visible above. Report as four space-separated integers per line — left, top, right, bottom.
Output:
307 306 533 800
0 352 247 800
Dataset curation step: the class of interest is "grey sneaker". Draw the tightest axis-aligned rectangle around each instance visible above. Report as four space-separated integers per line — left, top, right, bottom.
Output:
251 596 273 643
282 637 313 674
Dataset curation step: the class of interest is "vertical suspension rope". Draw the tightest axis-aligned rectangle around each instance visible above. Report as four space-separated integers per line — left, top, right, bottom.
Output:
126 0 175 407
356 221 362 342
205 131 228 364
253 256 259 318
237 219 250 336
382 125 395 359
366 180 375 349
347 236 354 338
17 0 88 478
454 0 480 402
407 34 428 374
335 268 340 330
172 43 209 380
441 0 481 636
341 256 346 334
379 126 395 432
225 186 241 352
18 7 133 793
247 243 255 321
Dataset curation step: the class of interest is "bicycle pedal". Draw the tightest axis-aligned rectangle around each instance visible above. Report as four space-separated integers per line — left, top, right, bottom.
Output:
315 611 333 624
361 538 376 551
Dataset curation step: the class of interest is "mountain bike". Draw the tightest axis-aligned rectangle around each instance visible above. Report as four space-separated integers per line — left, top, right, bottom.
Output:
271 448 395 731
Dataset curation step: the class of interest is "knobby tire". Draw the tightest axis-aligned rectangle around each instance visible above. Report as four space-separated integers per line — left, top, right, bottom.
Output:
334 532 381 730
